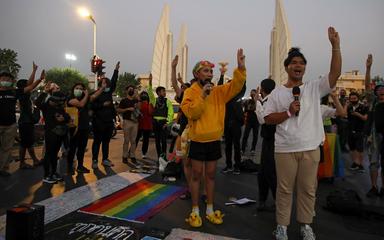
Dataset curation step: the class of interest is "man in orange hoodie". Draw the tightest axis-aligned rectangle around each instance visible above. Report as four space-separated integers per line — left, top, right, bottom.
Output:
181 49 246 227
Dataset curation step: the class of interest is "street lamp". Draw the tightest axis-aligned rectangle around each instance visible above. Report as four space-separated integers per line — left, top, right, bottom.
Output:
65 53 77 68
78 7 98 89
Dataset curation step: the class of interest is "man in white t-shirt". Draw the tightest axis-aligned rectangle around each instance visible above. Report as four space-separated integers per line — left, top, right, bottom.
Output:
264 27 342 240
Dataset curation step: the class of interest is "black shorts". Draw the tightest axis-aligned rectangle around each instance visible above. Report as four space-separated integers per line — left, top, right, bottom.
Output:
348 131 364 152
188 140 222 161
19 123 35 148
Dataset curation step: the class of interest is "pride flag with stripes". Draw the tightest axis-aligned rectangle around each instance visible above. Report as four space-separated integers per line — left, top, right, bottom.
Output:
80 179 186 223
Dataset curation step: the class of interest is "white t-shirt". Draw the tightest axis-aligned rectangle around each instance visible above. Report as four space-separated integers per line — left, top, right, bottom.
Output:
263 76 332 153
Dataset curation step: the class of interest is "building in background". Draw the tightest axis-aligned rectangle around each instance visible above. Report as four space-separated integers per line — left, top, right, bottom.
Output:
336 70 365 94
269 0 291 85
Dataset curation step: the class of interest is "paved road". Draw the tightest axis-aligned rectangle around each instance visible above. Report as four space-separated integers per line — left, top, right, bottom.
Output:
1 130 384 239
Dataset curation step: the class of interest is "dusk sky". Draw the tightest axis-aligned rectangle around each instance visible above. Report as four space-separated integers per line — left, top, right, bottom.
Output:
1 0 383 91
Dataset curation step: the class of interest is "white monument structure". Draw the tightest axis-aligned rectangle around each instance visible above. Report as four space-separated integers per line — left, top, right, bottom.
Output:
269 0 291 85
150 5 188 100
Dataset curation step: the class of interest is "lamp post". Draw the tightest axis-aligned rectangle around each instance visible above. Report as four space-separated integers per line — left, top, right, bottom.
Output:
65 53 77 68
78 7 98 89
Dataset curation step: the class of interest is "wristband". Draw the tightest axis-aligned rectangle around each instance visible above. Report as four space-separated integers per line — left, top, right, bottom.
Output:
286 110 292 118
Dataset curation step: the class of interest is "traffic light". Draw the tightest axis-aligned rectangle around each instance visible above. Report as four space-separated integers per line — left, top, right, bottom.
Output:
91 56 106 75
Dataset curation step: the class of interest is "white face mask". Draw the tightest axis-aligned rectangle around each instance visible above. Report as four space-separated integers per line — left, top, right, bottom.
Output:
0 81 13 87
104 87 110 92
74 89 83 97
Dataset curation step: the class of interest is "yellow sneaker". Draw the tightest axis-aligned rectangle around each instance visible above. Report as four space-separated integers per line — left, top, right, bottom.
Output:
206 210 224 225
185 212 202 227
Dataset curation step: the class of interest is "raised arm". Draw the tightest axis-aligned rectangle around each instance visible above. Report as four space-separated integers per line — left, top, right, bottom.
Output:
110 61 120 92
27 62 38 86
24 69 45 93
365 54 372 91
171 55 182 97
90 80 106 102
330 90 347 118
328 27 342 88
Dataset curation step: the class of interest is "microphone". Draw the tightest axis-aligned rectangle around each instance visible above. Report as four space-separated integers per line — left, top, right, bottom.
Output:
292 86 300 116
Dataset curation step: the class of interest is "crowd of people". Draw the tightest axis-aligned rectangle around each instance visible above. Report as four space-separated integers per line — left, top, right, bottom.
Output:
1 25 384 240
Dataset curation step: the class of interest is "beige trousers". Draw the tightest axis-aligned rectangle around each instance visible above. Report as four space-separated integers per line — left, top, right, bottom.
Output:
0 124 17 170
275 148 320 226
122 119 138 159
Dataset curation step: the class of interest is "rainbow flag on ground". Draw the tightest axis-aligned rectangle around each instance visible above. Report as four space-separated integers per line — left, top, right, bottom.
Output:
80 179 186 223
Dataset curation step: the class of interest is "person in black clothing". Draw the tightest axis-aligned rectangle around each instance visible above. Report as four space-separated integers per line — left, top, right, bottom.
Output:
117 85 140 165
36 89 70 183
241 89 260 154
0 69 19 177
336 88 349 152
255 78 277 211
17 62 45 169
347 91 368 172
90 61 120 169
222 82 246 175
66 83 90 174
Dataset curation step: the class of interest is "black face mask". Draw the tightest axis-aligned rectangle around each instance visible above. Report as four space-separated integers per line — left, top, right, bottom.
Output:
128 90 134 96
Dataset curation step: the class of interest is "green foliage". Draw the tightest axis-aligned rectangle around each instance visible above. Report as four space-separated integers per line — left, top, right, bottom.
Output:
0 48 21 78
45 68 89 95
115 72 140 97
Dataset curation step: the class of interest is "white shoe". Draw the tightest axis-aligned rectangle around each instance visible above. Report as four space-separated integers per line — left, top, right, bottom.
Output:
273 225 288 240
300 225 315 240
142 154 146 159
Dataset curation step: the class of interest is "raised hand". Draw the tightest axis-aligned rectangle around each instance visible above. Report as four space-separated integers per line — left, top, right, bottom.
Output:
328 27 340 48
366 54 373 68
33 62 38 72
149 73 153 86
172 55 179 69
40 70 46 80
237 48 245 70
177 73 183 84
115 61 120 70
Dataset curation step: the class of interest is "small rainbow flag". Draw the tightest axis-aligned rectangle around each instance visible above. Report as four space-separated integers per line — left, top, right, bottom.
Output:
80 179 186 223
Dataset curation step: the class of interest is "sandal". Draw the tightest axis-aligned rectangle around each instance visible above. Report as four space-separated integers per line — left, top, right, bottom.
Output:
20 163 34 170
185 212 202 228
206 210 224 225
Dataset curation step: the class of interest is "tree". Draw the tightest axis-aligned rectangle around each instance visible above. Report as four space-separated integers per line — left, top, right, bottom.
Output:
115 72 140 97
45 68 89 95
0 48 21 78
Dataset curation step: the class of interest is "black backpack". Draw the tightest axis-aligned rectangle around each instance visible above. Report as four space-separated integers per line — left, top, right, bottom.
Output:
162 161 182 178
239 159 259 173
325 189 363 216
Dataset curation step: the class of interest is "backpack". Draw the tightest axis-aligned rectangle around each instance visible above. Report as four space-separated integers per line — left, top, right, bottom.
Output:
162 161 182 178
325 189 363 216
239 159 259 173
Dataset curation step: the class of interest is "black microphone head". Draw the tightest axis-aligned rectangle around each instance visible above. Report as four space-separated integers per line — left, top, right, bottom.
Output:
292 86 300 96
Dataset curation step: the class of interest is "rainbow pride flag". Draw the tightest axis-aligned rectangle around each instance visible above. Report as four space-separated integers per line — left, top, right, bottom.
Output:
80 179 186 223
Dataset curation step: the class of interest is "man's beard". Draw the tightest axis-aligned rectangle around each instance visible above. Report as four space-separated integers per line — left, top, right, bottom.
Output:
199 78 212 86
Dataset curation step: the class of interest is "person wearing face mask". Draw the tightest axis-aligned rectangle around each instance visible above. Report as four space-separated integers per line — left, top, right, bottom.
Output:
346 91 368 173
35 89 70 184
0 69 19 176
117 85 140 165
181 49 246 227
147 74 174 160
66 83 90 174
90 61 120 169
135 91 153 160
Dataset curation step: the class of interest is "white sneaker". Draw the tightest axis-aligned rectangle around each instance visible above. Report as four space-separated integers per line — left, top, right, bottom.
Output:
300 225 315 240
273 225 288 240
142 154 146 159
